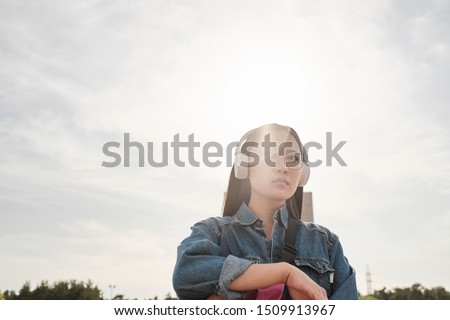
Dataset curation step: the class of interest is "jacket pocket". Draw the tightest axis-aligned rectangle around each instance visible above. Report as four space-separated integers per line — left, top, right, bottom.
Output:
293 258 335 297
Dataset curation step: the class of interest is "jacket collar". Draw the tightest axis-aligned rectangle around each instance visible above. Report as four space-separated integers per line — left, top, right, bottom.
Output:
233 201 289 228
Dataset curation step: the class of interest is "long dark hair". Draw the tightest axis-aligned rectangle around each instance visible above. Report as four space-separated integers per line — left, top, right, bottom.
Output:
222 124 305 220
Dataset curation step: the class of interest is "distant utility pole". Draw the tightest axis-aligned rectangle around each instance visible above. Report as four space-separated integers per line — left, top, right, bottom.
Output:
366 265 373 296
109 284 116 300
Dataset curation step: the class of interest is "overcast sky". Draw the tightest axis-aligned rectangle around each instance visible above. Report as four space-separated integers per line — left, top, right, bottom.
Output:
1 0 449 299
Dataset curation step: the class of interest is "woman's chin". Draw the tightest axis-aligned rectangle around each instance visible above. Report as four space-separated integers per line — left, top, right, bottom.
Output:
267 190 294 202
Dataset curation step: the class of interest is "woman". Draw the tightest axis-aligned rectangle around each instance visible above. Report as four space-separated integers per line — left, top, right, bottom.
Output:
172 123 358 299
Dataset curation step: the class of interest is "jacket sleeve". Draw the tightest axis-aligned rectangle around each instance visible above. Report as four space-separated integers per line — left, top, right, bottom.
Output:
172 219 254 299
328 237 359 300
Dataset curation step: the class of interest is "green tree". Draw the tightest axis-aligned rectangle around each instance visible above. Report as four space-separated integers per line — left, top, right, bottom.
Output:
17 281 32 300
372 283 450 300
2 290 16 300
165 292 177 300
4 280 103 300
424 286 450 300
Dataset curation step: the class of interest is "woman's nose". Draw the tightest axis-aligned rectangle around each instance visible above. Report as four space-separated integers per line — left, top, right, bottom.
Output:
275 156 288 173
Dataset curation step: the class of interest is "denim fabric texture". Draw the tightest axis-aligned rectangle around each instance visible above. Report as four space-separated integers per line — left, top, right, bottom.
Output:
173 202 358 300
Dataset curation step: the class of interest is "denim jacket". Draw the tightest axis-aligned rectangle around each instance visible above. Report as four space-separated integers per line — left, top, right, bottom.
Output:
173 202 358 300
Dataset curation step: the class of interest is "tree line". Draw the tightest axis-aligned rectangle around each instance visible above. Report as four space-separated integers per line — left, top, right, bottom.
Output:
0 280 176 300
1 280 449 300
362 282 450 300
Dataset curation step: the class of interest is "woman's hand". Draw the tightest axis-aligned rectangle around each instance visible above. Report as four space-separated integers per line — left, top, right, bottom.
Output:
227 262 327 300
284 263 328 300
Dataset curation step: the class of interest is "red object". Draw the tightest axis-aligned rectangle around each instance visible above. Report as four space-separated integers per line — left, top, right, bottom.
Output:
245 283 285 300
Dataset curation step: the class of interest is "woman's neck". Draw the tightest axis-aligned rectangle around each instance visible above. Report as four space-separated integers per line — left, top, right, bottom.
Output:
247 193 285 223
248 194 284 240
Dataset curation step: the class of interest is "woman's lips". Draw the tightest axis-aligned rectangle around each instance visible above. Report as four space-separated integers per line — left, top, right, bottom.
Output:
272 177 289 185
